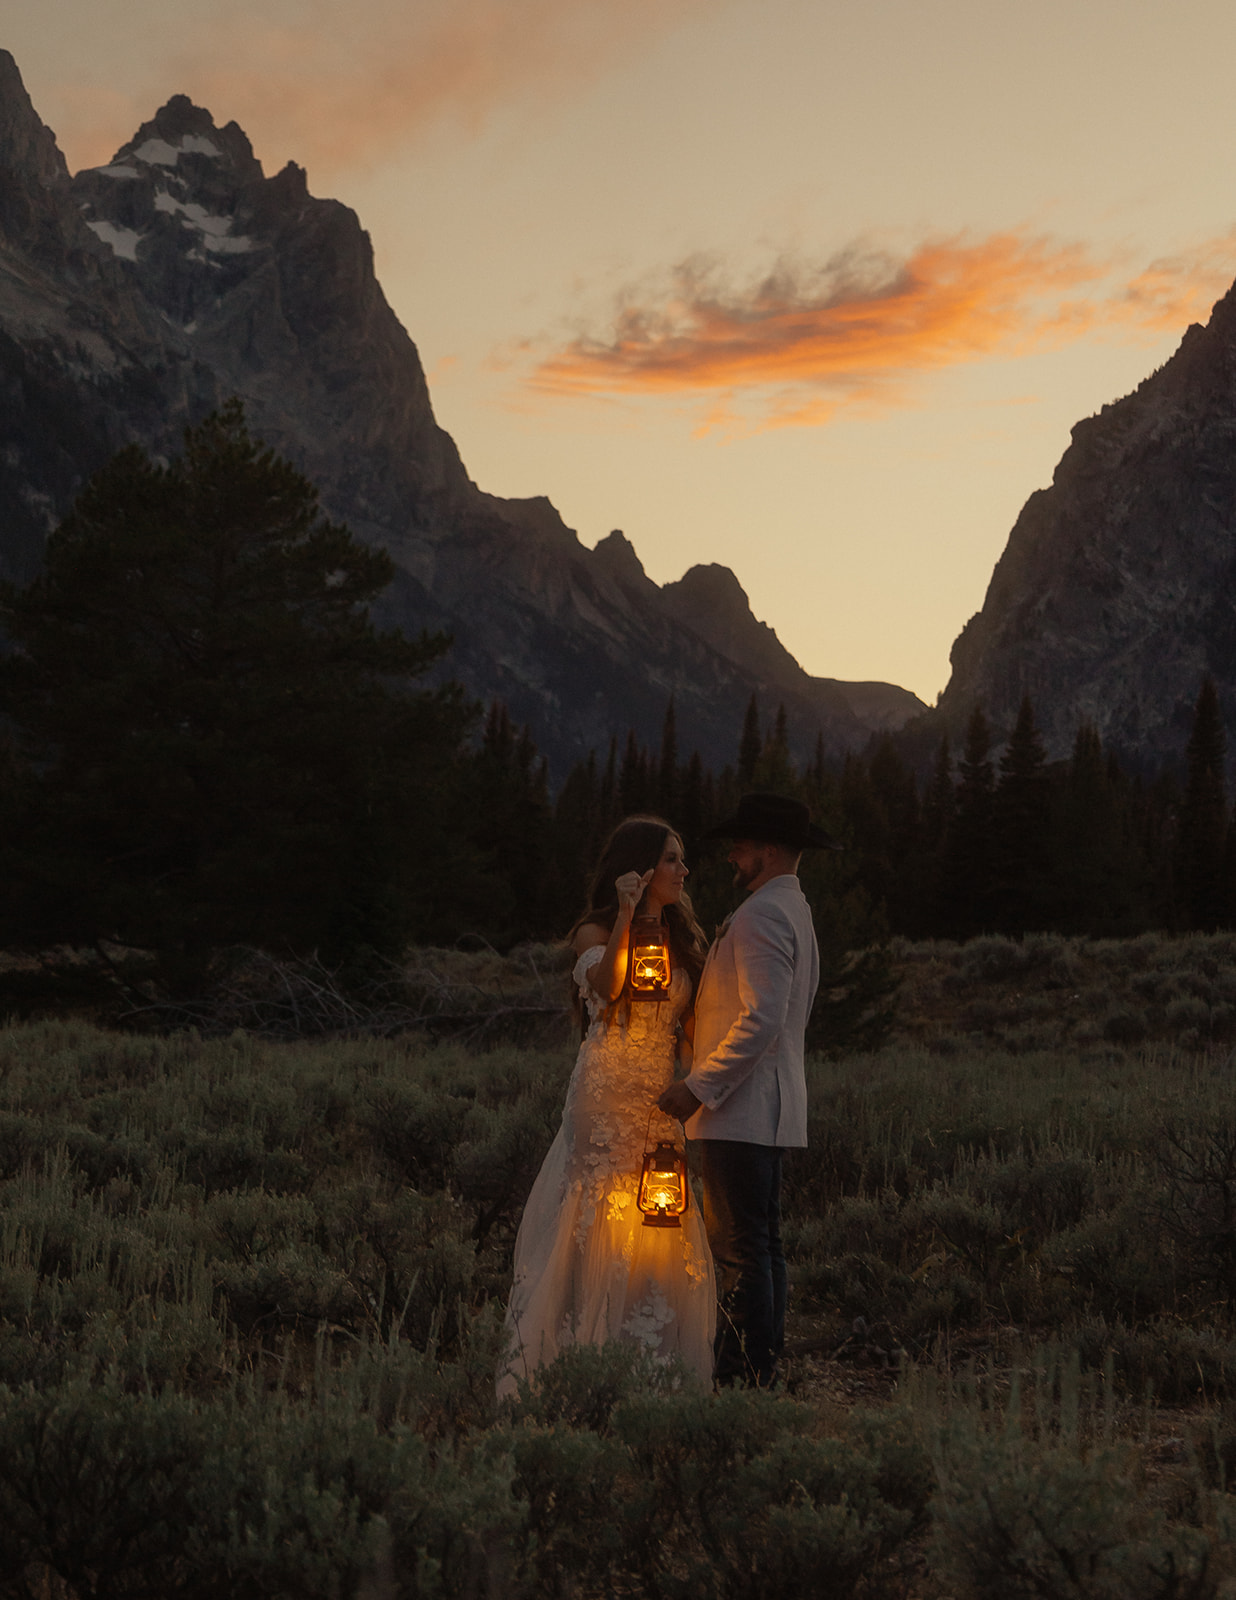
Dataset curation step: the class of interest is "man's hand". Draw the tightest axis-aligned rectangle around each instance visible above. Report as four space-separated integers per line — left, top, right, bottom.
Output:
658 1081 702 1121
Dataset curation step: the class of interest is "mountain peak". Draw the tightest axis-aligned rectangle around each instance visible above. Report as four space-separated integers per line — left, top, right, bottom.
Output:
592 529 649 586
0 49 68 191
669 562 753 621
663 563 805 685
939 279 1236 762
105 96 263 183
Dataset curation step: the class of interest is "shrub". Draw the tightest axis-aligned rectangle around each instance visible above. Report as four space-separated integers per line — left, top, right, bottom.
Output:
1072 1316 1236 1404
1102 1005 1149 1044
357 1078 473 1190
977 1152 1096 1236
501 1347 932 1598
932 1428 1222 1598
1168 996 1213 1036
0 1374 208 1597
927 1347 1234 1597
1044 1204 1176 1326
960 937 1031 982
610 1386 924 1600
1157 1124 1236 1306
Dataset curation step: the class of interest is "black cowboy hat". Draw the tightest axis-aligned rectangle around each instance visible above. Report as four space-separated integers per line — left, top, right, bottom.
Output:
703 792 842 851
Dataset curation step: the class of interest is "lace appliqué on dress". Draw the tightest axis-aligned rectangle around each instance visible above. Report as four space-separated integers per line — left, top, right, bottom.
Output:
499 942 715 1395
622 1284 677 1354
566 943 686 1244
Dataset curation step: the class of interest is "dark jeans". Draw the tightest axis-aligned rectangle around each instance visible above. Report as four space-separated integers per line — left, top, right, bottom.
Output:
698 1140 786 1388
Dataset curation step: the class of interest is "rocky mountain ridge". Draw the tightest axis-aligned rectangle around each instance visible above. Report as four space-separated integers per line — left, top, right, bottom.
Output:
0 52 924 779
940 280 1236 766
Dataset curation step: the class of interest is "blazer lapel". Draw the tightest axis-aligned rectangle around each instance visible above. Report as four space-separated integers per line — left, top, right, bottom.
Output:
700 913 733 982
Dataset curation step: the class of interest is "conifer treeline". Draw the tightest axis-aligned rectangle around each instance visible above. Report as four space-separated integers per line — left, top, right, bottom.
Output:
506 677 1233 954
2 407 1230 975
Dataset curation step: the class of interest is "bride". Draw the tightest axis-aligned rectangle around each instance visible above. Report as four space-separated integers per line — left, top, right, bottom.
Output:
499 815 716 1395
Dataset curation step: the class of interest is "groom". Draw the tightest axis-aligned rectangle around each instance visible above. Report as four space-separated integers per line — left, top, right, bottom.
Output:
659 792 832 1388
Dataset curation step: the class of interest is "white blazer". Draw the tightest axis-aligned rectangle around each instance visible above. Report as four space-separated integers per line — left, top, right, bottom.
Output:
683 873 820 1148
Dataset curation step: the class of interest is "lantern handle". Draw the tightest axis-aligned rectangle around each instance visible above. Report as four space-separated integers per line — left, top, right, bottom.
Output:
642 1102 680 1156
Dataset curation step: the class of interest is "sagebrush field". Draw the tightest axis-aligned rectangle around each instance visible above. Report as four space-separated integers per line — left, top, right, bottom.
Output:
7 933 1236 1597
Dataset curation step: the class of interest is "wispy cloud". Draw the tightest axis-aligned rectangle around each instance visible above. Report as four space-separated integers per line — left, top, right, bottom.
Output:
48 0 714 174
529 229 1236 430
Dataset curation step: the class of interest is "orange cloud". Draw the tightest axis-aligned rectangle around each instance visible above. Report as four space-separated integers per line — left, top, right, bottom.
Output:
46 0 714 177
1118 232 1236 332
530 230 1236 427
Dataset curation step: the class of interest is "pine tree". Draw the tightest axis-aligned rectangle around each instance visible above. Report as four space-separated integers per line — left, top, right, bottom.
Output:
921 735 954 853
619 730 650 816
678 750 706 848
1052 721 1149 934
835 738 917 930
468 705 557 942
599 737 619 831
940 706 998 937
737 694 761 787
801 731 841 844
870 735 920 928
806 730 827 793
555 751 601 892
1176 676 1231 930
907 733 956 937
993 694 1052 932
0 401 473 959
757 703 794 791
657 696 679 818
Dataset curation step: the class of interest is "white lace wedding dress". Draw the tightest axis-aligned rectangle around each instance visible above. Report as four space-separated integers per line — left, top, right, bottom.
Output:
498 944 716 1396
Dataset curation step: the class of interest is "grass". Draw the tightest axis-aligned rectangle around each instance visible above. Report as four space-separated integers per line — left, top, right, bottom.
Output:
888 929 1236 1056
5 933 1236 1594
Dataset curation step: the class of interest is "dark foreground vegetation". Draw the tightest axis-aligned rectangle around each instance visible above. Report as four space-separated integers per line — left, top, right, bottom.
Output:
7 935 1236 1596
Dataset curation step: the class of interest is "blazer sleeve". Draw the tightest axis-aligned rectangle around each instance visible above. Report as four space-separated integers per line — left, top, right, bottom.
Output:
684 900 796 1109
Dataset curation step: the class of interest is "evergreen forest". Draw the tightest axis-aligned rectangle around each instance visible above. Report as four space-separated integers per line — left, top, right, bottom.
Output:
1 407 1232 1017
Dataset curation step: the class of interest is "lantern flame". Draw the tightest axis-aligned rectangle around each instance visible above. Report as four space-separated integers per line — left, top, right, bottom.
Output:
629 916 671 1001
638 1141 689 1227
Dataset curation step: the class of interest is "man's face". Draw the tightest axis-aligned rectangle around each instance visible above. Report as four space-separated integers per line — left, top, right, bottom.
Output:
728 838 770 891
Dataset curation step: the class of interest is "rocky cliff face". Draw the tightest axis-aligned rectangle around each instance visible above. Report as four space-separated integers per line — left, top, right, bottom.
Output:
0 52 924 776
941 283 1236 766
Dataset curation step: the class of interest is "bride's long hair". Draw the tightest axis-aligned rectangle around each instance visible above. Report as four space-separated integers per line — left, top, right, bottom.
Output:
567 814 708 1025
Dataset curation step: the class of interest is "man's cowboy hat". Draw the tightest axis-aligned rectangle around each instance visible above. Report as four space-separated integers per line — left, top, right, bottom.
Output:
703 792 842 851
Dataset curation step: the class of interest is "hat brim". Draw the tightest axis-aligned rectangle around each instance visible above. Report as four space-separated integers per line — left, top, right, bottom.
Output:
703 814 844 851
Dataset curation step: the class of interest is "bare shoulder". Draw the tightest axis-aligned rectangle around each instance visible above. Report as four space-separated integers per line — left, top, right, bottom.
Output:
573 922 610 957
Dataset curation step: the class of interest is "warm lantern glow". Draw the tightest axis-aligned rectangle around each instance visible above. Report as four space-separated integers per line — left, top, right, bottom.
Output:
637 1141 689 1228
629 915 671 1001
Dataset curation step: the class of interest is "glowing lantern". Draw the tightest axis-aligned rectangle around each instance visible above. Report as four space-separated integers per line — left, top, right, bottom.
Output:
637 1141 690 1228
629 915 671 1002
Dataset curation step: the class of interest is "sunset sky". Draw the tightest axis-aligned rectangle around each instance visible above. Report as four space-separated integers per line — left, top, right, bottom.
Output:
6 0 1236 703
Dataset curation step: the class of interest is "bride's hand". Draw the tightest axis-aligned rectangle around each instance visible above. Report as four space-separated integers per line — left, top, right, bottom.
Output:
616 867 653 914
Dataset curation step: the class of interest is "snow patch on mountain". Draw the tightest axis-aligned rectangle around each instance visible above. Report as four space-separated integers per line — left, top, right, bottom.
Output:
85 219 142 260
132 134 222 167
153 190 255 253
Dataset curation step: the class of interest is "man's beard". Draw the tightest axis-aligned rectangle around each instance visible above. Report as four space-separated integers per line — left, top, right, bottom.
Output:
731 862 758 890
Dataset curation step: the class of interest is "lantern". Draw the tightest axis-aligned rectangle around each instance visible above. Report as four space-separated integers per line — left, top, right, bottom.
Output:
629 915 671 1002
637 1141 690 1228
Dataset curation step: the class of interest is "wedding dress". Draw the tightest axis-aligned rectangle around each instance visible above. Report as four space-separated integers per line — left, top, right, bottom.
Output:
499 944 716 1396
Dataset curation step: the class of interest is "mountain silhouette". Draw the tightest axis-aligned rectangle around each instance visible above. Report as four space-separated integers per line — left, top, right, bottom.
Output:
941 278 1236 765
0 52 924 778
